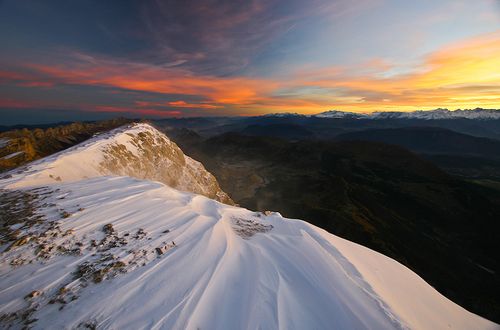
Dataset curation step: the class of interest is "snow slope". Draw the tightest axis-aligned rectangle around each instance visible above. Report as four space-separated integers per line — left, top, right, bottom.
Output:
0 125 498 329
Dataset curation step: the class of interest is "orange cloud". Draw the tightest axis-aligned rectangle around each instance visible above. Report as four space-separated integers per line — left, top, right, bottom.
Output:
28 62 279 107
135 100 222 109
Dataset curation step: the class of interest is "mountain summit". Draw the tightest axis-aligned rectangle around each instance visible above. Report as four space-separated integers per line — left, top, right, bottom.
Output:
1 123 233 205
0 124 497 329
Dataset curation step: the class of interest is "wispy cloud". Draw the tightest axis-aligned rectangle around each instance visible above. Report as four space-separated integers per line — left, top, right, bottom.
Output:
135 0 378 75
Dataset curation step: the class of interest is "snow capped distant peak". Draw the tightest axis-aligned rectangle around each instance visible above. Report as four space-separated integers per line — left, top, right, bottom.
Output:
1 123 233 204
261 112 305 118
315 110 368 119
311 108 500 120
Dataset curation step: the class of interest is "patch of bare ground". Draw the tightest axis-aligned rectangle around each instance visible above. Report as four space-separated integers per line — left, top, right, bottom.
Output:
0 188 179 328
231 217 273 239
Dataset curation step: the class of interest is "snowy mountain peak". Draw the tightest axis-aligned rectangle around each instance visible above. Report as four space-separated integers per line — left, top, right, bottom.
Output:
1 123 233 204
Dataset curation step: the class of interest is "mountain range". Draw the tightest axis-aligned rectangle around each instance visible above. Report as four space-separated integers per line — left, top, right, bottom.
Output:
267 108 500 120
153 109 500 141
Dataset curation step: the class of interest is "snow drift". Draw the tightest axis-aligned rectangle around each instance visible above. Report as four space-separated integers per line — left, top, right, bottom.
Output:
0 124 497 329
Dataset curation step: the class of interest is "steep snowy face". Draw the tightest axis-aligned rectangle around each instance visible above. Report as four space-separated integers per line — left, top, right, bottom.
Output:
0 177 497 329
0 123 233 205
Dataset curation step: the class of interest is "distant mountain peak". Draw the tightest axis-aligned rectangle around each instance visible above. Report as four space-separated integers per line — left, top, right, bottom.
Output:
315 110 368 119
261 112 305 117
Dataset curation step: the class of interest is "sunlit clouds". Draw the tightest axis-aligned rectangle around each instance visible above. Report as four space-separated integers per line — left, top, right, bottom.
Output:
0 0 499 122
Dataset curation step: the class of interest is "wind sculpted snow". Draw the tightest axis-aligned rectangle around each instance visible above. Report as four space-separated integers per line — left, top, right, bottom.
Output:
0 124 498 329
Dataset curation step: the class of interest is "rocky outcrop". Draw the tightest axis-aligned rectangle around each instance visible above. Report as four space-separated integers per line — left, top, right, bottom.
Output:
98 124 234 204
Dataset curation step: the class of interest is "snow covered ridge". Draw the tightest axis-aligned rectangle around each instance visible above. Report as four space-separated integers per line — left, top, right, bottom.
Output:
0 123 233 205
0 124 498 329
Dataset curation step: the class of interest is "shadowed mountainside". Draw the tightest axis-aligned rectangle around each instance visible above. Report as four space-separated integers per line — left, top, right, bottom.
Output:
335 127 500 157
335 127 500 183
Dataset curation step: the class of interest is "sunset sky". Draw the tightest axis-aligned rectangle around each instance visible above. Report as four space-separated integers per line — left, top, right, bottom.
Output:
1 0 499 124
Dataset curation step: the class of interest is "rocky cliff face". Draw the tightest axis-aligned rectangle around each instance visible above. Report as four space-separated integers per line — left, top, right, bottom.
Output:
98 124 234 204
2 123 233 205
